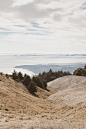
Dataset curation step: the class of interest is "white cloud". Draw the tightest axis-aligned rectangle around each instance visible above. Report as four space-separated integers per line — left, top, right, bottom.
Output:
13 0 34 7
0 0 86 54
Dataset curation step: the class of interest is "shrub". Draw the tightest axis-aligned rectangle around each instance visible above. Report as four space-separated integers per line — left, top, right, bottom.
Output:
43 80 47 89
18 72 23 81
28 81 37 93
73 68 86 76
12 70 18 80
22 75 31 87
36 76 44 89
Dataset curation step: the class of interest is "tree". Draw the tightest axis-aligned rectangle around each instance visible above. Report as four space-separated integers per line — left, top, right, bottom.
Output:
28 81 37 93
32 76 37 84
22 75 31 87
12 70 18 80
43 80 47 89
36 76 44 89
18 72 23 81
50 76 56 81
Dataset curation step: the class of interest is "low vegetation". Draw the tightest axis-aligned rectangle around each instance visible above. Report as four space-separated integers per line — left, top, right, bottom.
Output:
3 64 86 93
38 69 71 82
73 64 86 76
11 69 71 93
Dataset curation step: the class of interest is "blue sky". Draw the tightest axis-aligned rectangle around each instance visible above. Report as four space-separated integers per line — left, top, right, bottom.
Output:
0 0 86 54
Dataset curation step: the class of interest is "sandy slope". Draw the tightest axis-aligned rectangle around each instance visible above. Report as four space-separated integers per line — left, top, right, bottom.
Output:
48 75 86 106
47 75 86 128
47 75 86 92
0 75 86 128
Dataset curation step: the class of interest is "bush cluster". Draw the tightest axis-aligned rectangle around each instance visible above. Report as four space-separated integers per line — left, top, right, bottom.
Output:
38 69 71 82
73 64 86 76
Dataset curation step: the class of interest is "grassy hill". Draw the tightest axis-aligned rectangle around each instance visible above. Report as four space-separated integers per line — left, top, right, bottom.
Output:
0 74 86 128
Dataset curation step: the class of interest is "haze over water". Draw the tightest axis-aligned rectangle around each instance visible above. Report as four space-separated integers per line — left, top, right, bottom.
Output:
0 54 86 76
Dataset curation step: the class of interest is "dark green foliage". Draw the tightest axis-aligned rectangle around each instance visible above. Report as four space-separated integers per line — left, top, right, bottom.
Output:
32 76 44 89
22 75 31 87
18 72 23 81
12 70 24 82
32 76 47 89
43 80 47 89
11 68 71 92
73 68 86 76
50 76 56 81
32 76 37 84
12 70 18 80
38 69 71 82
24 73 27 78
28 81 37 93
36 76 44 89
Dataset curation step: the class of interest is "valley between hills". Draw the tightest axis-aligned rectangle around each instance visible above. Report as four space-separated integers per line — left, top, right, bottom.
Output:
0 75 86 128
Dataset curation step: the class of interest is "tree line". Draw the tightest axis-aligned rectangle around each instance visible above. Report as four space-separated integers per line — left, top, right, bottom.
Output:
2 65 86 93
12 70 47 93
12 69 71 93
38 69 71 82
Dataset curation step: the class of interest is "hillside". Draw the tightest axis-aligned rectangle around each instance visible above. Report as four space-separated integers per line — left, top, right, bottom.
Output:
0 75 86 128
48 75 86 105
47 75 86 128
47 75 86 92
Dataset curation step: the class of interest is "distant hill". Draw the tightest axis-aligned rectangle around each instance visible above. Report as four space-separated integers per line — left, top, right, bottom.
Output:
47 75 86 91
48 75 86 107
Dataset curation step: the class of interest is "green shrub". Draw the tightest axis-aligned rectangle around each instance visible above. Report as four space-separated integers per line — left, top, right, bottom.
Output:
22 75 31 87
12 70 18 80
43 80 47 89
18 72 23 81
73 68 86 76
28 81 37 93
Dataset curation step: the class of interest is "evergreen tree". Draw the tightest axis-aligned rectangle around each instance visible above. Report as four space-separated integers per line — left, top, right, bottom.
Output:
12 70 18 80
18 72 23 81
43 80 47 89
28 81 37 93
36 76 44 89
22 75 31 87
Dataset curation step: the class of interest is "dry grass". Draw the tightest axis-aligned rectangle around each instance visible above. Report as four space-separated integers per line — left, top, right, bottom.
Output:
0 75 86 128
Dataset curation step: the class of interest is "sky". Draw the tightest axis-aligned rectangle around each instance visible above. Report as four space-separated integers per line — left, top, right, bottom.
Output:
0 0 86 54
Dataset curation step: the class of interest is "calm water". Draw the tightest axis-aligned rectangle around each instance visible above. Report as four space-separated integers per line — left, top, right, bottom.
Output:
0 54 86 76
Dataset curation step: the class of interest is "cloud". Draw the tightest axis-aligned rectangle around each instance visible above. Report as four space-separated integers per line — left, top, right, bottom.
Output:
0 0 13 12
13 0 34 7
0 0 86 54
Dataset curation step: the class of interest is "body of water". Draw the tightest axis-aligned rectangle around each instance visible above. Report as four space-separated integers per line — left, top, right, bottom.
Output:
0 54 86 76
